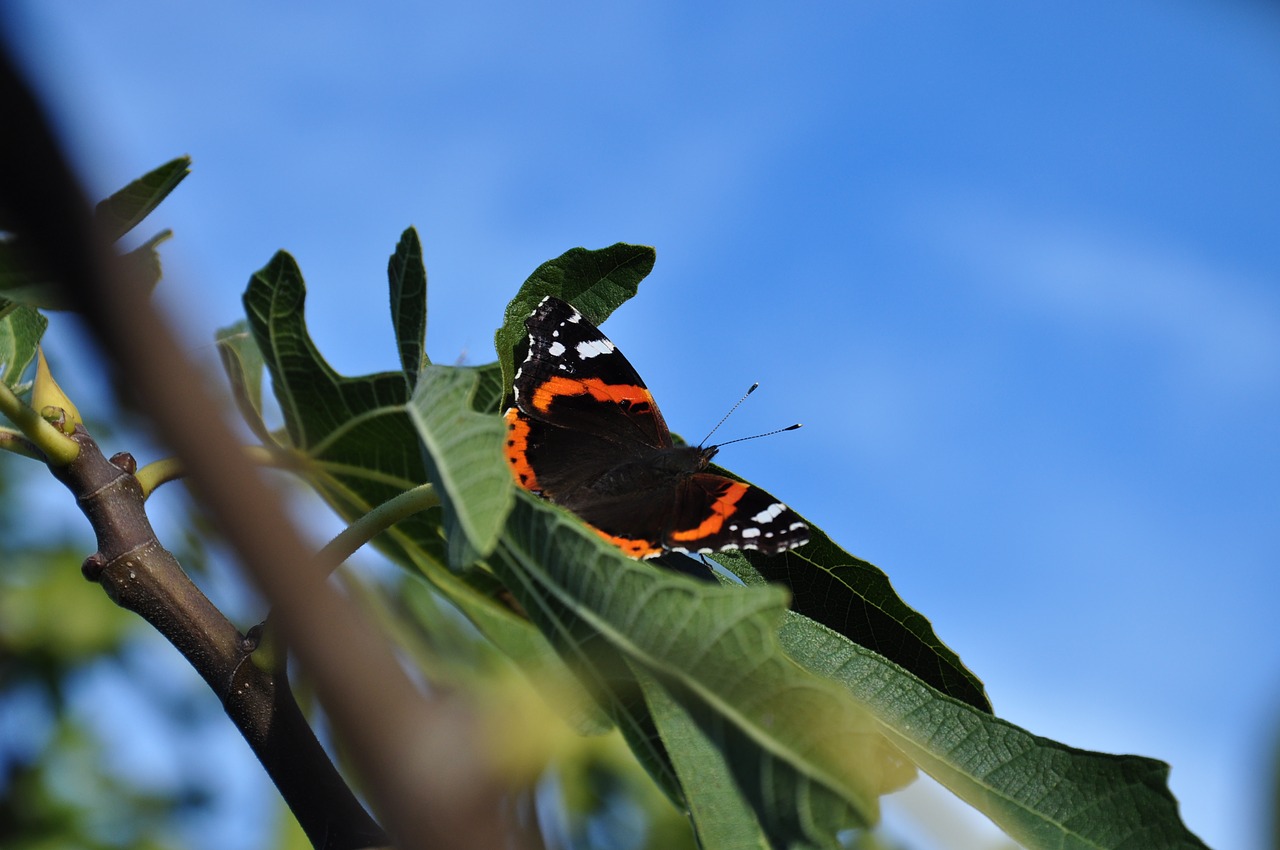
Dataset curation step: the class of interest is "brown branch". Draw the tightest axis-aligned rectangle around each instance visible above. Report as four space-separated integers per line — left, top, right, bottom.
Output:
49 431 387 850
1 30 513 850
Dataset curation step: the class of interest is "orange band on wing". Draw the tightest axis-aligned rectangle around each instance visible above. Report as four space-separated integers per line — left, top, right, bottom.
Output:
668 481 750 543
503 408 541 491
592 527 663 559
529 376 651 415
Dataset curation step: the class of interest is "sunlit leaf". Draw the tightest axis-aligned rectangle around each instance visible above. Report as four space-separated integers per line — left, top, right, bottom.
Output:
778 611 1209 850
0 303 47 391
637 668 771 850
407 363 514 563
490 491 913 849
214 319 275 445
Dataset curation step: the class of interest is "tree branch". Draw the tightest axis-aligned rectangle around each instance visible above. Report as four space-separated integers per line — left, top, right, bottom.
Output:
49 430 388 849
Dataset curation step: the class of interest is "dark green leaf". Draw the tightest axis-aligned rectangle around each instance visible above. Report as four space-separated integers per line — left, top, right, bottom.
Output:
94 156 191 242
241 250 440 561
388 226 429 383
494 243 655 393
2 157 184 309
469 361 507 415
234 247 608 733
0 239 69 309
715 520 990 713
0 231 171 310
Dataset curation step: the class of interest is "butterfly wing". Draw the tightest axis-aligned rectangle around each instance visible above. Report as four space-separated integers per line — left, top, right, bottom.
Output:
503 295 810 559
511 296 671 450
665 473 810 555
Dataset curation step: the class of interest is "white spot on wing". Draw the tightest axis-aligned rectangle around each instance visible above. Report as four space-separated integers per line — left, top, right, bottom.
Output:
752 503 786 524
576 338 616 359
548 341 566 357
741 527 761 538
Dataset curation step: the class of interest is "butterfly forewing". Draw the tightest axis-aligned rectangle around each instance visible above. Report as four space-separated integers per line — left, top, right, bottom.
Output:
512 297 671 449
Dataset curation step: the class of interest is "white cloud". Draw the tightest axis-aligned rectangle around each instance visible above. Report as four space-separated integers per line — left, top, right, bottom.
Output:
930 201 1280 400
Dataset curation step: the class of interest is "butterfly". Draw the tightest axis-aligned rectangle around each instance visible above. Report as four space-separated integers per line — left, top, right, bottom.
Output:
503 296 809 559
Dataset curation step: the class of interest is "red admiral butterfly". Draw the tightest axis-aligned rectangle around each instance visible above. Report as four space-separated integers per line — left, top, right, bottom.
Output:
504 295 810 559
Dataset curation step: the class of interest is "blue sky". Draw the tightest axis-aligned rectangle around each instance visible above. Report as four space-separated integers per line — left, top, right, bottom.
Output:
5 2 1279 848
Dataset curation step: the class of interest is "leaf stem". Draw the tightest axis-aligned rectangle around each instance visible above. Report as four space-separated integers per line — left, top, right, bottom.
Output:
134 445 283 499
0 425 45 460
0 380 79 464
317 483 439 576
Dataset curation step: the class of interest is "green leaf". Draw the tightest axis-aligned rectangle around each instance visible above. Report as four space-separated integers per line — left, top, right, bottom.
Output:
1 157 187 310
0 239 70 309
233 246 609 734
494 243 655 394
94 156 191 243
0 304 48 391
223 235 1206 850
0 232 170 310
778 613 1210 850
407 364 515 563
638 669 772 850
240 250 417 451
715 520 990 713
117 229 173 295
389 226 429 383
490 491 914 849
469 361 507 415
240 249 452 570
214 319 275 446
0 547 137 661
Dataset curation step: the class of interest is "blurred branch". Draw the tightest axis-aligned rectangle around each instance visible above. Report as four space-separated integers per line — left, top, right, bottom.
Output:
0 31 511 850
134 445 284 498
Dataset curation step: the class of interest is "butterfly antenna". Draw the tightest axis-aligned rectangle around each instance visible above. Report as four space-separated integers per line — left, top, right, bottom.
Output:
699 383 759 447
714 422 803 449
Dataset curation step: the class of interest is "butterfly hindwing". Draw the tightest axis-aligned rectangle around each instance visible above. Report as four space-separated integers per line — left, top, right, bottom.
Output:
667 473 809 554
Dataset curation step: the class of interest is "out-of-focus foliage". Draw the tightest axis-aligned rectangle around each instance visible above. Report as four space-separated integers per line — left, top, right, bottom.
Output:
0 546 179 850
